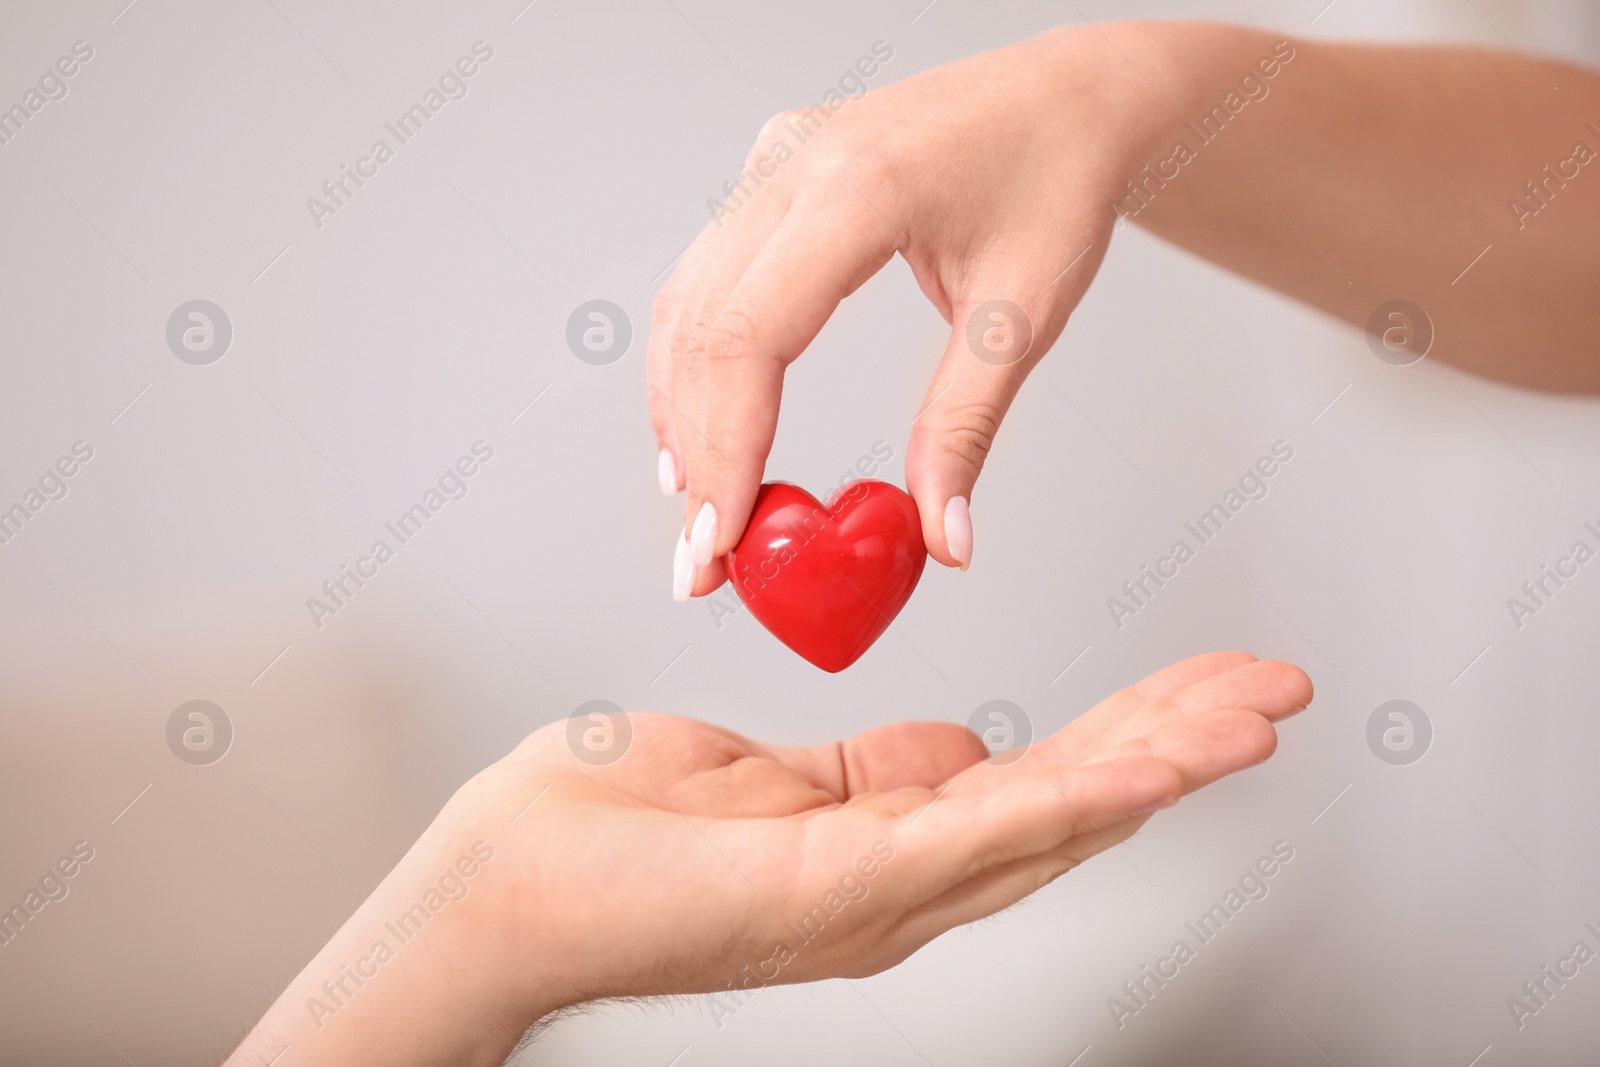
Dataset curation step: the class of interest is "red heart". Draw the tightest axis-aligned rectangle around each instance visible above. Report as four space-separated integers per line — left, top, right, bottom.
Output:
726 480 927 673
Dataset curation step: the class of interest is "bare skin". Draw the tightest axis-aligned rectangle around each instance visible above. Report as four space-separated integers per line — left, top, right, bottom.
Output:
650 21 1600 588
226 652 1310 1065
228 17 1600 1064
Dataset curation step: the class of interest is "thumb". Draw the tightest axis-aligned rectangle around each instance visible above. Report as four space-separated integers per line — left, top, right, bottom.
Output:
905 294 1044 570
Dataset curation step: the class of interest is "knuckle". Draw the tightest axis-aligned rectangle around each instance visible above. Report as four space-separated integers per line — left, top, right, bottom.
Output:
704 305 762 365
678 351 707 387
739 112 802 188
754 110 795 152
807 141 867 187
937 402 1002 478
672 313 712 385
808 137 891 196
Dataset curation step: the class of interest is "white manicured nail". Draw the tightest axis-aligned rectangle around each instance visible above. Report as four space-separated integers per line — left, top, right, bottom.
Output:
689 502 718 567
944 496 972 571
657 449 677 496
672 529 696 602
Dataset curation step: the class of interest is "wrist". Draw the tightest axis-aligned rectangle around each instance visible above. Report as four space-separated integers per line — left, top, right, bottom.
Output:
1020 22 1209 202
1032 22 1299 183
227 784 571 1067
411 776 577 1034
1081 22 1308 221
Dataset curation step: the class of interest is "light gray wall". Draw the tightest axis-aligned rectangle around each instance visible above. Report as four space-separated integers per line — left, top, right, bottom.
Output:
1 0 1597 1063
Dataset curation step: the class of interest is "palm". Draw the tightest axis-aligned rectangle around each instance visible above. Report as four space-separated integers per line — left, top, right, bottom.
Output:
481 652 1309 1000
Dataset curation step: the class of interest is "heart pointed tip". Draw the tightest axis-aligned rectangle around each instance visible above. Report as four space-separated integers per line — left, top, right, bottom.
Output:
729 478 926 674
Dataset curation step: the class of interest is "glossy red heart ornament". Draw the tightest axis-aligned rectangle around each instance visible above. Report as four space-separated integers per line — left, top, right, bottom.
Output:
726 480 927 673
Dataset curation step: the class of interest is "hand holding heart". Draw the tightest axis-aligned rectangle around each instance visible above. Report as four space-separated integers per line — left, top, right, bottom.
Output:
649 24 1180 588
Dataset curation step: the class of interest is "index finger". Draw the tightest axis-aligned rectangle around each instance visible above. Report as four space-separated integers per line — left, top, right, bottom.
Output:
677 193 898 583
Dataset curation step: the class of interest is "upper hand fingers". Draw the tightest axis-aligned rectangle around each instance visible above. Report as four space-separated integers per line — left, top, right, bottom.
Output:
1170 659 1312 720
896 754 1180 892
1079 659 1310 761
678 194 898 567
1083 707 1280 793
1133 651 1260 699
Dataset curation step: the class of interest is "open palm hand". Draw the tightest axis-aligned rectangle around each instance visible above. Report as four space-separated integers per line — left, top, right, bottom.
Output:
456 651 1310 1010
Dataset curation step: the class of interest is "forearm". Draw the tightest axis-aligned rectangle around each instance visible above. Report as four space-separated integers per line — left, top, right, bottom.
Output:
1116 21 1600 390
225 818 551 1067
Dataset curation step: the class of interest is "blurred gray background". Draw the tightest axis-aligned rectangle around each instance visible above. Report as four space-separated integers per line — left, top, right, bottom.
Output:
3 0 1599 1063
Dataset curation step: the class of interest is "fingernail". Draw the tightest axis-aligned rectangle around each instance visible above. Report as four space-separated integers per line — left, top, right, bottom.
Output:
690 502 718 567
943 496 972 570
1132 794 1178 816
672 529 696 602
657 449 678 496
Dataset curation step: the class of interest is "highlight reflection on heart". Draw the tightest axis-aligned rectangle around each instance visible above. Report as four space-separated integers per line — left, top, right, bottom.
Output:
725 480 927 672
